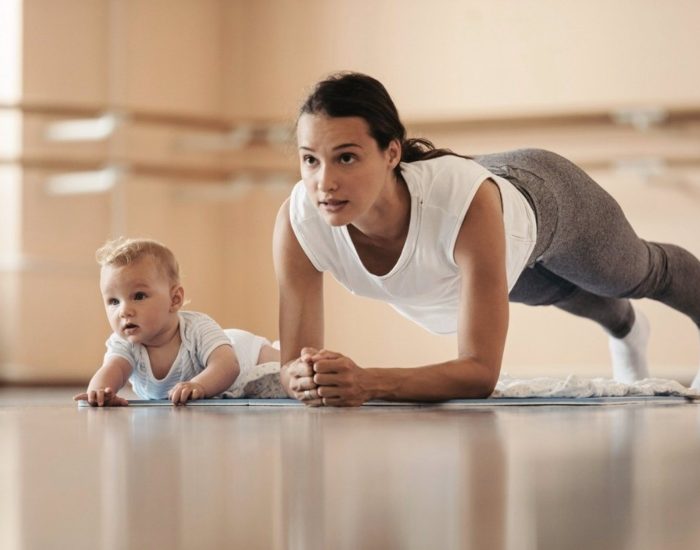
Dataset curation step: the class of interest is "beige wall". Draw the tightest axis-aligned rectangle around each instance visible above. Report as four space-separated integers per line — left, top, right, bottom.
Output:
224 0 700 120
1 0 699 383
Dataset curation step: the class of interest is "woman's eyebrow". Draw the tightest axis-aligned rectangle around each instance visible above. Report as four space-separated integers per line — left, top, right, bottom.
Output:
298 143 363 151
333 143 362 150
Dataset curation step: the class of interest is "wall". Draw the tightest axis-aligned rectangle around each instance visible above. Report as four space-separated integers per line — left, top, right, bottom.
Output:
224 0 700 120
0 0 231 382
1 0 699 383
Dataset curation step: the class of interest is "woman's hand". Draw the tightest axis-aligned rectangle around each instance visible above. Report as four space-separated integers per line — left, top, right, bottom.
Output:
169 382 207 405
310 349 372 407
284 347 323 407
73 387 129 407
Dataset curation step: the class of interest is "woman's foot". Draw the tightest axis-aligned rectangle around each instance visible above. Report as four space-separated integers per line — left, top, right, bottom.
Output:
691 370 700 390
608 307 650 383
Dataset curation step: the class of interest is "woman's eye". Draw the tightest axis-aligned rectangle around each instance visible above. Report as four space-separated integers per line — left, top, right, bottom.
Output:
302 155 317 166
134 292 147 300
339 153 355 165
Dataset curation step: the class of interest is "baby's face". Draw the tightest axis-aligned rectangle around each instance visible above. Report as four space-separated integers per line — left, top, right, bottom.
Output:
100 256 179 346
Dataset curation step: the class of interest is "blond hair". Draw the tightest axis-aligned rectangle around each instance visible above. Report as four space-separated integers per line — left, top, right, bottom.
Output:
96 237 180 284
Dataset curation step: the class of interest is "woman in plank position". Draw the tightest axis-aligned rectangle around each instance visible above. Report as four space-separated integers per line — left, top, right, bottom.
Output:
273 72 700 406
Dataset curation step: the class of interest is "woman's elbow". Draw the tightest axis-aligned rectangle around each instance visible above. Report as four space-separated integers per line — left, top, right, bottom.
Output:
455 360 500 398
464 378 498 399
474 377 498 399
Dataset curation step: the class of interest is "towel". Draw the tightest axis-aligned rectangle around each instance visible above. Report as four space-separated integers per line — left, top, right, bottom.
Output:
223 361 287 398
493 373 699 398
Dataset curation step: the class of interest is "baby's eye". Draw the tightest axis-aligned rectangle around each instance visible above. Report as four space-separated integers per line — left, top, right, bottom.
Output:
107 298 119 306
134 292 147 300
339 153 356 165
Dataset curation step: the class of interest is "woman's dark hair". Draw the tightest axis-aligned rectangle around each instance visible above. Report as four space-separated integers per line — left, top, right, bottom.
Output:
299 72 466 176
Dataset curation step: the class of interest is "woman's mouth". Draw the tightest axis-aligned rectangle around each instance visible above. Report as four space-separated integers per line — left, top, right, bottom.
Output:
319 199 348 213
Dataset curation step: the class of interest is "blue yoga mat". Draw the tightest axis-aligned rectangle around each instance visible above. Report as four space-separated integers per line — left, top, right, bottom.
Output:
77 395 698 408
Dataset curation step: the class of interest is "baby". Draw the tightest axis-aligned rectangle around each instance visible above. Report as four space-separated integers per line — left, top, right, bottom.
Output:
74 237 279 406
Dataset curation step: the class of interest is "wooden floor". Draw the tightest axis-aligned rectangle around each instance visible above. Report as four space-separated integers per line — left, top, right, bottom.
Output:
1 388 700 550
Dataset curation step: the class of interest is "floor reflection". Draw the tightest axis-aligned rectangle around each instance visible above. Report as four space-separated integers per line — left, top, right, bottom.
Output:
1 397 700 550
502 406 700 550
278 409 507 550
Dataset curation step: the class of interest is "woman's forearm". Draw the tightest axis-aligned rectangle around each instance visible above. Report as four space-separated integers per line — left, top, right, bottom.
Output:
362 358 499 402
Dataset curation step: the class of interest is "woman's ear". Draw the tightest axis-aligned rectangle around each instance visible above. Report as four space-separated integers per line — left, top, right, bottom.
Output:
170 285 185 312
387 139 402 169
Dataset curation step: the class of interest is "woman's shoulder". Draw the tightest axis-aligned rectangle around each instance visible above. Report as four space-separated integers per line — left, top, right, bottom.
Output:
401 155 493 206
402 155 489 183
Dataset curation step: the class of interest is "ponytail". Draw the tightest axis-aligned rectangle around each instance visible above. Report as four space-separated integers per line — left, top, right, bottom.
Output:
400 137 469 165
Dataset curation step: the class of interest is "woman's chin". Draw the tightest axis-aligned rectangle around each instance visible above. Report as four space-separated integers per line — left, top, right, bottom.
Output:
320 212 351 227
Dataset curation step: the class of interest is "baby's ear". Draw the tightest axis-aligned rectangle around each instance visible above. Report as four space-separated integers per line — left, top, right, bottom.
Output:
170 285 185 312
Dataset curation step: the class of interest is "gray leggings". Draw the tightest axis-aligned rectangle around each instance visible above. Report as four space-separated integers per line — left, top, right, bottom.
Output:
473 149 700 338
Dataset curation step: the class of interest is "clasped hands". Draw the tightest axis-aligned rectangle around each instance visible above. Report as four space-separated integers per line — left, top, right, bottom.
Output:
286 347 370 407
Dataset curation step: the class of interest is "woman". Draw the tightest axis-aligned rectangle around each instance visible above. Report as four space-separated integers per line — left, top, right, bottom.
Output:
273 72 700 406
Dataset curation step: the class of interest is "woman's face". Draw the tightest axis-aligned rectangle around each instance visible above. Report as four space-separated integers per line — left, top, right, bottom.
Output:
296 113 400 228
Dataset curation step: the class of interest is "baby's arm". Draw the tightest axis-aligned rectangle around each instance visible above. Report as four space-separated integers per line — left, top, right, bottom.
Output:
169 345 240 404
73 356 133 406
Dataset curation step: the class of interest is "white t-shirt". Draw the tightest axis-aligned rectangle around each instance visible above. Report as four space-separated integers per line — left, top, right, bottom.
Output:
289 155 537 335
104 311 233 399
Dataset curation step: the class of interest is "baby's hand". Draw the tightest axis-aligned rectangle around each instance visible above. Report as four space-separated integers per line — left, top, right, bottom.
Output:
73 387 129 407
169 382 207 405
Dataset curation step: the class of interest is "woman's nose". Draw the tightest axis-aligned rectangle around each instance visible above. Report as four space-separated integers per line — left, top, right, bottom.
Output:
317 165 338 193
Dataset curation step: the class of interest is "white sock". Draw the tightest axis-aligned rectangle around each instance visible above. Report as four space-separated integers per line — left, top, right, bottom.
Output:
608 307 650 383
691 352 700 390
691 371 700 391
